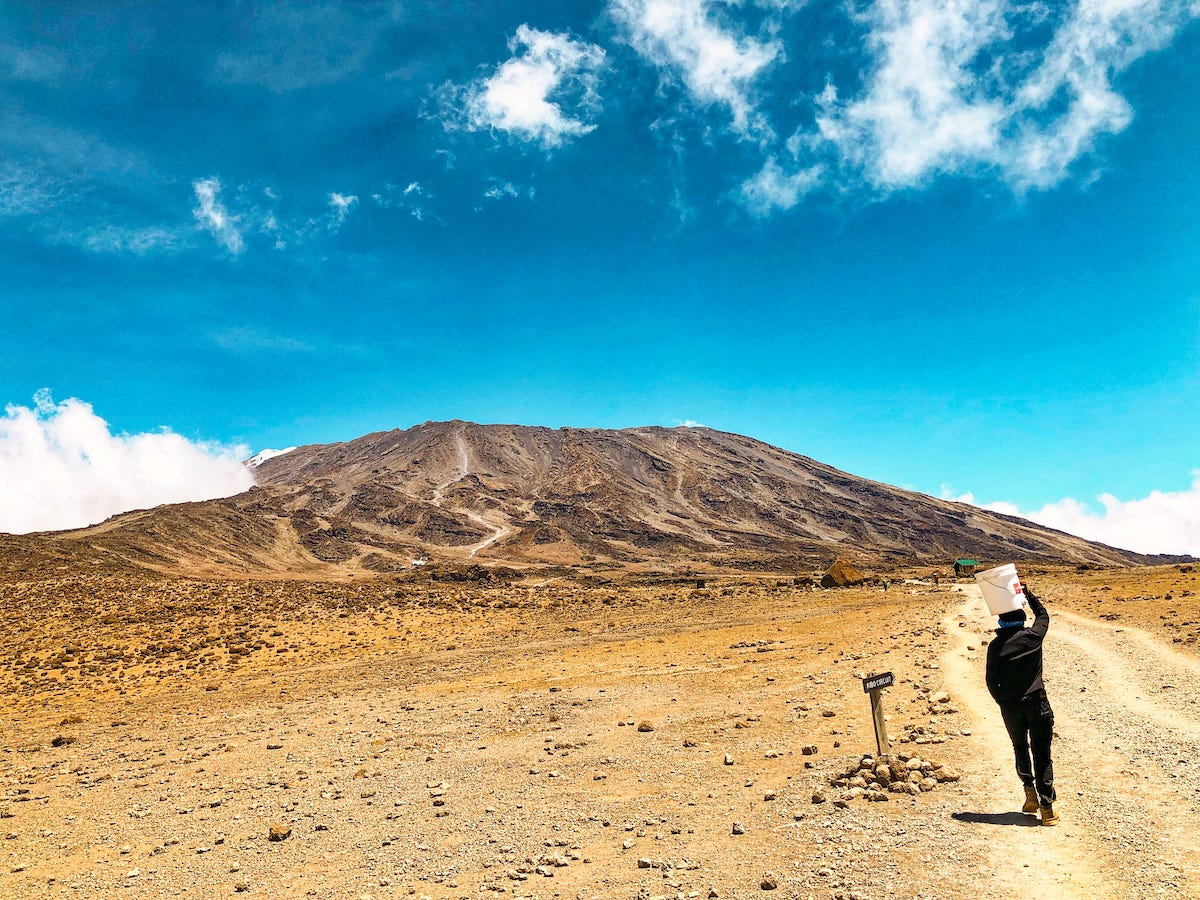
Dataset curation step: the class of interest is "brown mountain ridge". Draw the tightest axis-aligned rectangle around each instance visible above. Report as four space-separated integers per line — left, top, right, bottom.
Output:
1 420 1178 580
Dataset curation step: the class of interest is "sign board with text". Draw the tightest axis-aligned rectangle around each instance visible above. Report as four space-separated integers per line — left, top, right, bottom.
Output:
862 671 894 693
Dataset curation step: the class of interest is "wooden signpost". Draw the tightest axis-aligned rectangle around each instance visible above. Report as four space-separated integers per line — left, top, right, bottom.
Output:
862 671 894 755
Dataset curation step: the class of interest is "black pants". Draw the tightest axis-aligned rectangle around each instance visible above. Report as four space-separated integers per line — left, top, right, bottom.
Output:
999 692 1056 805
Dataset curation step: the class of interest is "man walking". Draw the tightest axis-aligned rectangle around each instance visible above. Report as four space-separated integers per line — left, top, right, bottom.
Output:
985 584 1058 825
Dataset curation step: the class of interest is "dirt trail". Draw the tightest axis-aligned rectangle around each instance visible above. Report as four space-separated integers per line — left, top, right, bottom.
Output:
430 429 513 558
942 586 1200 899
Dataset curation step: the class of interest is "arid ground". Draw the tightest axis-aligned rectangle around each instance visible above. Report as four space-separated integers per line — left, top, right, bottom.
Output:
3 564 1200 899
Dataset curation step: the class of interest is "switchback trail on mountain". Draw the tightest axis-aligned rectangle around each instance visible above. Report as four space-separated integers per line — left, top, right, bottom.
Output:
942 586 1200 899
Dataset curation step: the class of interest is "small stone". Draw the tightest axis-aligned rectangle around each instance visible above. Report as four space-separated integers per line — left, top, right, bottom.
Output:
800 745 818 756
763 791 776 801
724 753 734 766
268 823 292 842
760 874 778 891
638 858 653 869
731 822 745 835
811 792 826 804
637 722 655 732
126 869 140 878
234 884 249 893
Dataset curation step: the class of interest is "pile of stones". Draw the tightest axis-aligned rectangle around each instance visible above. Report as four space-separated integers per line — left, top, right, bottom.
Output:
817 753 960 806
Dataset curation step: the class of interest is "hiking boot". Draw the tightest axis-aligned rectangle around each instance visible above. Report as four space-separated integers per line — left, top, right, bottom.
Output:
1022 786 1040 815
1039 803 1060 826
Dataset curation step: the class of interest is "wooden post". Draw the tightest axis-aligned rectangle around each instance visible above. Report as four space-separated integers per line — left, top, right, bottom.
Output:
869 690 889 755
862 671 894 756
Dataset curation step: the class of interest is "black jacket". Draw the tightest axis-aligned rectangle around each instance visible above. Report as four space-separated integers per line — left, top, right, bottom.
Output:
985 591 1049 704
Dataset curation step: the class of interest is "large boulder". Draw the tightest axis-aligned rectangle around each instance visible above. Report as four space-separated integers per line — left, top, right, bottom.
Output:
821 559 866 588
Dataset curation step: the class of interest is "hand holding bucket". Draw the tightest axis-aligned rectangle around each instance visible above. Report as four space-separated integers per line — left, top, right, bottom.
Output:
974 563 1028 615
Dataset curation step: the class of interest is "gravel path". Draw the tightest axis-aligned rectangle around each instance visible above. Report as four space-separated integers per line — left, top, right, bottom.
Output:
944 586 1200 899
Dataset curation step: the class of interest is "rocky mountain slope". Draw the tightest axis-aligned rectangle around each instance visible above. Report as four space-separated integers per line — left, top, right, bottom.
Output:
2 421 1175 579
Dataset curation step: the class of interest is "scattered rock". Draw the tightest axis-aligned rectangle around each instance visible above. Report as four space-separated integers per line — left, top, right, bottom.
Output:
268 823 292 842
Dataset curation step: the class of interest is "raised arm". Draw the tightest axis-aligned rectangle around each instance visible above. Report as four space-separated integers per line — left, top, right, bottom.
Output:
1024 584 1049 639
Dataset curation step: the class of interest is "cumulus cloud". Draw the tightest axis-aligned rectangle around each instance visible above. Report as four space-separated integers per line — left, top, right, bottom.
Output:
610 0 780 139
815 0 1200 191
444 25 607 148
0 392 255 535
942 475 1200 557
192 177 244 254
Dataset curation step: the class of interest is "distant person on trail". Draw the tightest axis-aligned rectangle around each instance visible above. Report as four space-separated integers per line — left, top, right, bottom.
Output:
985 584 1058 826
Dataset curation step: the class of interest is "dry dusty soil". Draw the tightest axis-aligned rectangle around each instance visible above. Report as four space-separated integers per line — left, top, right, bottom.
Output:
2 565 1200 899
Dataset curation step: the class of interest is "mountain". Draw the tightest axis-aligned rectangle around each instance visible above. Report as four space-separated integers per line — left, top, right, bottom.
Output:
1 421 1177 580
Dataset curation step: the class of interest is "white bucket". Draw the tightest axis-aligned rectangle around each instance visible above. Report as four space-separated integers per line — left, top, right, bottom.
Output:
974 563 1027 615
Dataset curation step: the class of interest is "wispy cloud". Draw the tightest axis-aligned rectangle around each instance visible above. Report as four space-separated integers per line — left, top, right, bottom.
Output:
942 476 1200 557
0 161 69 218
211 1 388 92
610 0 781 140
211 327 313 354
738 155 822 216
0 391 254 535
327 192 358 230
82 224 185 255
372 181 434 221
192 177 245 254
814 0 1008 189
481 179 535 202
813 0 1200 192
441 25 607 148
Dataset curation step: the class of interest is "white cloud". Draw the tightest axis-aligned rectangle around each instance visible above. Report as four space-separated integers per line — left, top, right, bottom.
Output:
446 25 607 148
192 178 245 254
610 0 780 139
1003 0 1195 189
942 475 1200 556
815 0 1008 188
481 179 535 202
737 156 822 216
82 224 184 255
211 327 312 353
248 447 297 467
0 392 255 535
372 181 432 221
814 0 1200 191
327 192 358 230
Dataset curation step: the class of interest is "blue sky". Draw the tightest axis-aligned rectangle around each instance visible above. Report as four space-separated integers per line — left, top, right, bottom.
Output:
2 0 1199 554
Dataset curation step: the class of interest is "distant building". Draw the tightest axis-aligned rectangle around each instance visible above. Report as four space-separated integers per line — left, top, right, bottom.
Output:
954 558 978 577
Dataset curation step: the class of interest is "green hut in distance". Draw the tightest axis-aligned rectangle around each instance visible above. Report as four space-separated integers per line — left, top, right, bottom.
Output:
953 558 978 577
